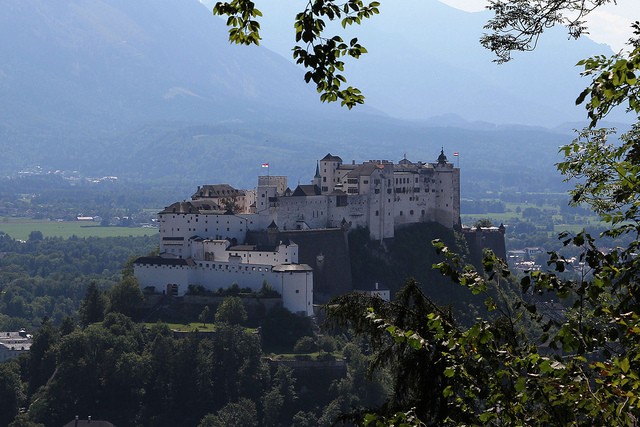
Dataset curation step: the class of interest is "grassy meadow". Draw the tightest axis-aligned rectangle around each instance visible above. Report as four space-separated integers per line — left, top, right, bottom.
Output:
0 218 158 240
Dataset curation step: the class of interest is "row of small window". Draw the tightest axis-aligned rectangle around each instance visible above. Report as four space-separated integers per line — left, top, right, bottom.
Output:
185 219 231 224
345 178 369 185
185 228 232 232
395 177 417 184
163 218 244 225
375 209 424 217
148 264 271 272
197 263 271 272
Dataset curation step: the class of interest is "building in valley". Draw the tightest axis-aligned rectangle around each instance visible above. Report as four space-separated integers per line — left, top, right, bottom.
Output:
0 330 32 362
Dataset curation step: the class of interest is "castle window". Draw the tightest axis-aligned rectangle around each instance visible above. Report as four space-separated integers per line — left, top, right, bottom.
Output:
400 211 403 216
375 210 379 216
296 290 299 294
410 210 414 215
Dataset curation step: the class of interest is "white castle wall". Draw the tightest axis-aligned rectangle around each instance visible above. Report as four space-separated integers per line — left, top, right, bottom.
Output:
274 195 329 230
136 262 192 295
134 260 313 315
159 213 249 248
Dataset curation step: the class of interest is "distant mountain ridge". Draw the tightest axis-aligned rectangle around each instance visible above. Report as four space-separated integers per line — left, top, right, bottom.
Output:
0 0 332 130
250 0 624 126
0 0 627 197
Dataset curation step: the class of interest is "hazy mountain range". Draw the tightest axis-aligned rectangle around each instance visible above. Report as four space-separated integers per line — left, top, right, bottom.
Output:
0 0 631 197
249 0 625 125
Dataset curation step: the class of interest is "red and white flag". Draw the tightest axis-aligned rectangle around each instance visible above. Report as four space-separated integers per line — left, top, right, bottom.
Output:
261 163 269 168
453 152 459 156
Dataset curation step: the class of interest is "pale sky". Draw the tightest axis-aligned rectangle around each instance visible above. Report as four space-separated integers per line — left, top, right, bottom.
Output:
440 0 639 51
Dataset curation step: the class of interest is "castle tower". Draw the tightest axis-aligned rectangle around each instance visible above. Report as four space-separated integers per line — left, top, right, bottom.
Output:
432 148 460 228
319 153 343 193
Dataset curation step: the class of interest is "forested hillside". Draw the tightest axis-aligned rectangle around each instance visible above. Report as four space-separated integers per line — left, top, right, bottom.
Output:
0 222 489 426
0 233 158 330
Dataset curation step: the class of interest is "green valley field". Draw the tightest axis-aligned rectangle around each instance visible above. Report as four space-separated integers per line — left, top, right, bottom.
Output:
0 218 158 240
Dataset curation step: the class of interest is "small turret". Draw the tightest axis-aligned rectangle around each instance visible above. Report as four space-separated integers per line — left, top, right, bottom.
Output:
313 161 321 187
437 148 448 166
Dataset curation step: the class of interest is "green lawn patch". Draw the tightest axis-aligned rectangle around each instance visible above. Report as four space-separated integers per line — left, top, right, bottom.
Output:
0 218 158 240
145 322 257 333
163 322 218 332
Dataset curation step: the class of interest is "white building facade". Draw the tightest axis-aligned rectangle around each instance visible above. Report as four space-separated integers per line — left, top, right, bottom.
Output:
0 330 32 363
134 151 459 315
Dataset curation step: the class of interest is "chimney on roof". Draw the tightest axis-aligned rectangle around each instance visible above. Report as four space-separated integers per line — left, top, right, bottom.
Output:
352 160 355 165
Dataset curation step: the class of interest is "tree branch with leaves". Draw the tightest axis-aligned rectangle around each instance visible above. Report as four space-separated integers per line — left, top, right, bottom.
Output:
213 0 379 108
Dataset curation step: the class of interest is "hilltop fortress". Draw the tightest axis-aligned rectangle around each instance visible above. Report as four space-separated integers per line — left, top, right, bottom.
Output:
134 151 460 315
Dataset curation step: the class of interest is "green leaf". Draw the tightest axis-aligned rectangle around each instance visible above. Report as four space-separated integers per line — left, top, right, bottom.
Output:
618 357 630 374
